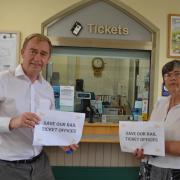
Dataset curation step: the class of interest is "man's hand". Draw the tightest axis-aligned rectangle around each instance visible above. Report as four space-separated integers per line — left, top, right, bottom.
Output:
61 144 79 153
9 112 40 130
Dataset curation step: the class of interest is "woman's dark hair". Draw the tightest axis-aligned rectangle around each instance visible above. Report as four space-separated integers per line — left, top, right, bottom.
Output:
162 59 180 77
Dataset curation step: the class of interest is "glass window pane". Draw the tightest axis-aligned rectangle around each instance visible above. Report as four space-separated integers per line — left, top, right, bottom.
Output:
45 47 150 122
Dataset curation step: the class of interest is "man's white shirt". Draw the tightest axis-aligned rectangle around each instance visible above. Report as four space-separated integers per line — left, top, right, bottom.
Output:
0 65 54 160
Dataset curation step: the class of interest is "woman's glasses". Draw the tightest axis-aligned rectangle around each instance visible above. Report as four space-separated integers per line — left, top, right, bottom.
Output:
164 71 180 80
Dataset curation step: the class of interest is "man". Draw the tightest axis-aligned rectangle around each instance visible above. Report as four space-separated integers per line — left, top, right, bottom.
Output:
0 33 77 180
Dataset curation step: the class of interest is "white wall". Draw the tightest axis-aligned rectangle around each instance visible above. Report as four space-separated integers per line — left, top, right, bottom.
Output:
0 0 179 99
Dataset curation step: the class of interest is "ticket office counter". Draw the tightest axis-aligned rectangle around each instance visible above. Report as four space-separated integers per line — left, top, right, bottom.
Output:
81 122 119 143
41 1 157 178
44 34 150 180
44 49 147 179
45 121 139 167
46 121 140 180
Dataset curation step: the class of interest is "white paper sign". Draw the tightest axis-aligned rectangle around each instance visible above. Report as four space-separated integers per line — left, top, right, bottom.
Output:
60 86 74 106
33 110 85 146
0 35 17 71
119 121 165 156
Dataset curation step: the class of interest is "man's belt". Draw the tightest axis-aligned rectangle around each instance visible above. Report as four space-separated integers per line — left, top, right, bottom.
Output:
0 151 43 164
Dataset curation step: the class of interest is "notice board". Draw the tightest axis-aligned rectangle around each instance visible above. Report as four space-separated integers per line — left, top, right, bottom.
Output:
0 32 20 71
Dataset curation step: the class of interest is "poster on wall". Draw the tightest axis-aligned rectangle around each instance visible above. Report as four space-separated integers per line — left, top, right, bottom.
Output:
0 32 20 71
168 14 180 58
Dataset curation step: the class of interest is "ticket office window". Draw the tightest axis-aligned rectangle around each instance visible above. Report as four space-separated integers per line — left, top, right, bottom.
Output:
45 47 151 123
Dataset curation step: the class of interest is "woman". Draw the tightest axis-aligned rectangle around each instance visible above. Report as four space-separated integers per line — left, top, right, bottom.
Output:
134 60 180 180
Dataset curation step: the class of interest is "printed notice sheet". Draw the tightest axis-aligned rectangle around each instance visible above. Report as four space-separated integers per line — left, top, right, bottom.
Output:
119 121 165 156
0 33 17 71
60 86 74 111
33 110 85 146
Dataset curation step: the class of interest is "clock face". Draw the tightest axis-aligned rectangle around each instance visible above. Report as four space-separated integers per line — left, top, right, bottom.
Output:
92 57 104 69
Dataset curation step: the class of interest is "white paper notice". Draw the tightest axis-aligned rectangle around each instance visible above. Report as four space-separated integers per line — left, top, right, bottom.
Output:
60 86 74 106
0 35 17 71
33 110 85 146
119 121 165 156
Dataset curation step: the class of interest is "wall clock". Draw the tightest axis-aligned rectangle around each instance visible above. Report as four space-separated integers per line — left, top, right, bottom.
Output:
92 57 105 76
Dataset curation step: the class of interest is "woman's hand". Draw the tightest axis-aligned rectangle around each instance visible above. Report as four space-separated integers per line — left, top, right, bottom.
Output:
133 148 145 159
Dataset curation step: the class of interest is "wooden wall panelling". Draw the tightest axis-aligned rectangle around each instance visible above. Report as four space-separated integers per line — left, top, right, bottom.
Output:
118 151 127 167
80 143 89 166
125 153 139 167
45 143 139 167
95 143 104 167
72 145 81 166
110 144 120 167
87 143 96 166
56 146 65 166
103 143 112 167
